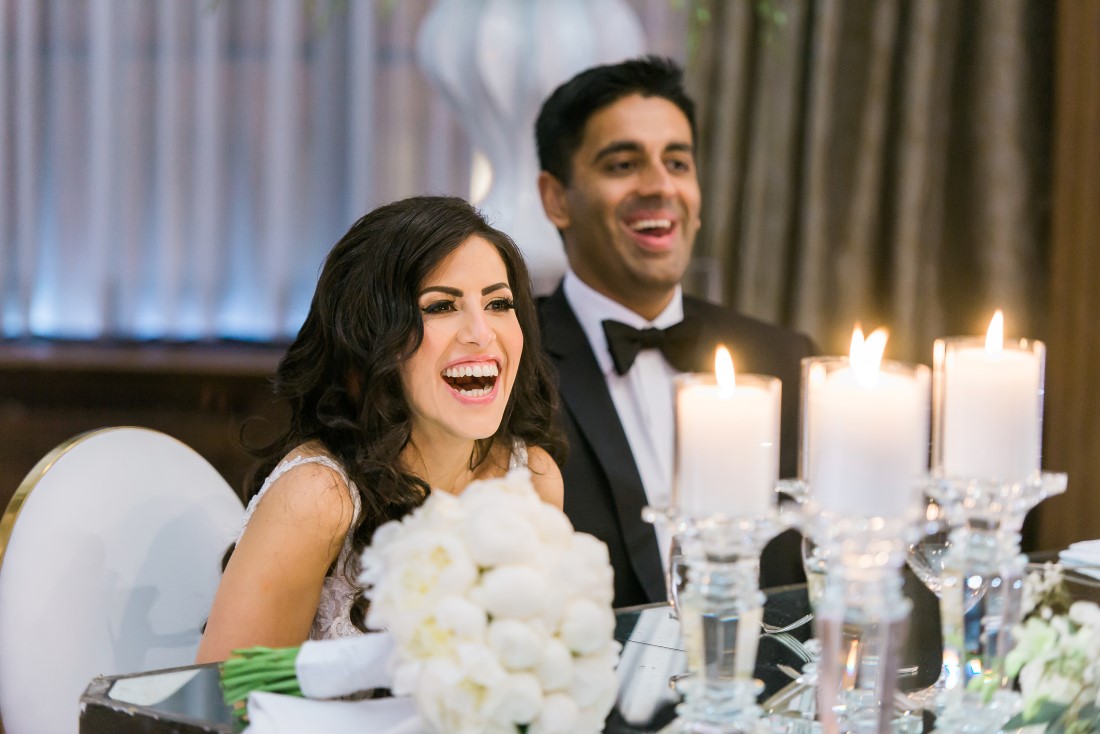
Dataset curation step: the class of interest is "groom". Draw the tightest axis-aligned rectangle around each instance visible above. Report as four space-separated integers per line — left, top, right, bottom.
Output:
535 56 815 608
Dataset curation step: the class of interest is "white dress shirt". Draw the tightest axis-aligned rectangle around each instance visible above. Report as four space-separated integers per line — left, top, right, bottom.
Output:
562 270 684 570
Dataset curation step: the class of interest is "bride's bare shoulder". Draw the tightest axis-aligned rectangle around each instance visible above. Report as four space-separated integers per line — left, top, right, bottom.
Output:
526 446 563 510
259 442 355 532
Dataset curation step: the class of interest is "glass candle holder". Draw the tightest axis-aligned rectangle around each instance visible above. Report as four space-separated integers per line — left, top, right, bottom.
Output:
656 368 786 733
797 355 931 733
929 331 1066 731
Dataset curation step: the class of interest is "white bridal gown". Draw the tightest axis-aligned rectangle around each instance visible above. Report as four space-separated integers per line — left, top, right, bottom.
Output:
236 443 529 640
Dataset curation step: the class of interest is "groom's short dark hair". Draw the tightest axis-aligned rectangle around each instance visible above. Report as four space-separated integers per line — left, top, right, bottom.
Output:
535 55 696 185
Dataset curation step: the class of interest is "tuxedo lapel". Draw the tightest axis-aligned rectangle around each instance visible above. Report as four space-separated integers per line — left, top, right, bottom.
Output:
540 287 666 602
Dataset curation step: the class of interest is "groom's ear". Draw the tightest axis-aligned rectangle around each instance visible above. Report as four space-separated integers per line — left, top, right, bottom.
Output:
538 172 571 230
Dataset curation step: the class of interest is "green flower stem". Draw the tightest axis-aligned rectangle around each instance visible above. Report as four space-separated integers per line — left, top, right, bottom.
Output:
219 644 305 723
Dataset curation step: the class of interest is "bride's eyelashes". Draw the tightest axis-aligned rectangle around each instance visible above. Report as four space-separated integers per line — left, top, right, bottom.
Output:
422 299 456 315
420 296 515 316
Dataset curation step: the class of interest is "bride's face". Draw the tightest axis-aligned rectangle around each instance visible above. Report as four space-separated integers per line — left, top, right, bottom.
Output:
400 236 523 444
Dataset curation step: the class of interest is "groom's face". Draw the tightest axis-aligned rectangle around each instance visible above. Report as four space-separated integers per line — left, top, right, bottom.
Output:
541 93 701 320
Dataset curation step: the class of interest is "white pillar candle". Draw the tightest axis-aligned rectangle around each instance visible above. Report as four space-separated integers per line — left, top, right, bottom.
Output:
803 329 930 518
936 311 1043 481
674 347 780 520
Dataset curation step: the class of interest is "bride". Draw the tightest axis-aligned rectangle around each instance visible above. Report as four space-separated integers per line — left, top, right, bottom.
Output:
197 196 565 663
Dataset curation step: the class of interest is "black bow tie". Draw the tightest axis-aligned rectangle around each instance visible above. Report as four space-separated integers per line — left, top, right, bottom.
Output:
602 319 700 375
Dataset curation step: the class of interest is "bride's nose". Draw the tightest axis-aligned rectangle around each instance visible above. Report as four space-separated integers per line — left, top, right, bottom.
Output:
458 309 494 346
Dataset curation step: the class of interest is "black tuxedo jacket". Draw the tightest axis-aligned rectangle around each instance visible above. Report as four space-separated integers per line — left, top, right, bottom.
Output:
538 284 815 608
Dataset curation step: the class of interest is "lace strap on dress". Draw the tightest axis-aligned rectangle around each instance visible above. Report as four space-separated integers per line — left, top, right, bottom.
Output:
509 439 529 470
235 454 355 543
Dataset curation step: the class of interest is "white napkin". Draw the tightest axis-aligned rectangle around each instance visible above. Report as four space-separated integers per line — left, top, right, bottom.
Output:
295 631 396 698
243 692 423 734
1059 540 1100 565
1059 540 1100 579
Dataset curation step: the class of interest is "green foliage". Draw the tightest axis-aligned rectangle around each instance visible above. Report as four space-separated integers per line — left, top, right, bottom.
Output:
1004 700 1072 729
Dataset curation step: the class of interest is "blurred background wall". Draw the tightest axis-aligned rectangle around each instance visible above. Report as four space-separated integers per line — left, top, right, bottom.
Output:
0 0 1096 550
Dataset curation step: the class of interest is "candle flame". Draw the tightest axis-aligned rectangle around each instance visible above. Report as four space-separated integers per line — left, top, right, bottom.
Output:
850 324 888 387
715 346 736 397
985 310 1004 354
849 324 865 357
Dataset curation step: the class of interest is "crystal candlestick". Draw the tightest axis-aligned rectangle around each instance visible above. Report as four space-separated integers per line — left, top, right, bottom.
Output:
928 472 1067 733
663 513 788 734
647 362 785 733
930 328 1067 731
791 345 930 734
805 508 923 734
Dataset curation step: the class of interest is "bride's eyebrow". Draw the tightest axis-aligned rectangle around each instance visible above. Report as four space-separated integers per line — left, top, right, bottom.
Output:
418 285 461 297
418 282 510 297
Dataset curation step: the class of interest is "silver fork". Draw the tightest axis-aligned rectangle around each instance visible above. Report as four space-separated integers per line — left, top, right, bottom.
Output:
761 613 814 635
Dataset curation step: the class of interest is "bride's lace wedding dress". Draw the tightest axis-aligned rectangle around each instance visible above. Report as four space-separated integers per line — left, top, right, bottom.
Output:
235 442 529 640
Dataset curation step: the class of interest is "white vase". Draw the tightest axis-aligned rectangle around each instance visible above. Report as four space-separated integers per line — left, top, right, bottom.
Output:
416 0 646 294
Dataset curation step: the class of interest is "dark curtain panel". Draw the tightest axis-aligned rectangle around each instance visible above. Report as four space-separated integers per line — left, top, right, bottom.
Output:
686 0 1053 363
1039 0 1100 550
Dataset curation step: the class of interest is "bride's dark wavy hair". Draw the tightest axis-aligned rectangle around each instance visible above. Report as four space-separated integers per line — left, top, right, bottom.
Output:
244 195 565 631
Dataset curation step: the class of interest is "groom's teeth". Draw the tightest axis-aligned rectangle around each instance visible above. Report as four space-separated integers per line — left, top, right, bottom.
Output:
631 218 672 231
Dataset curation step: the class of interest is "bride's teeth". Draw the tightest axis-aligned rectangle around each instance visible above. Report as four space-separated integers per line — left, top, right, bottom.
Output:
444 362 498 378
458 386 492 397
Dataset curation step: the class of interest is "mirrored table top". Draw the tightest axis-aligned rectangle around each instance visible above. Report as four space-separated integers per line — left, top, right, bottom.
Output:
81 580 944 734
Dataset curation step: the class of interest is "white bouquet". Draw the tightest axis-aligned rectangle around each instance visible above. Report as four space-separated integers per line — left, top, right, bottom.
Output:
1003 563 1100 732
359 468 621 734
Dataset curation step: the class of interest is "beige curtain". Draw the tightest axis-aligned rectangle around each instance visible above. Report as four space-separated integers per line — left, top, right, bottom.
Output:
686 0 1053 364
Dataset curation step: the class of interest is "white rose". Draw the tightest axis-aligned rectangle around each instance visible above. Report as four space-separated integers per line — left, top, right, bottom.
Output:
470 565 545 618
570 652 620 709
488 618 545 670
484 671 544 726
418 656 465 691
455 641 508 689
528 692 580 734
536 638 573 691
463 505 539 566
382 530 479 607
403 614 456 659
417 660 487 734
1071 601 1100 630
559 598 615 654
575 703 611 734
414 685 449 734
435 595 488 642
375 607 428 647
550 536 614 606
579 670 620 727
368 517 404 551
536 578 569 629
530 503 575 547
420 490 466 525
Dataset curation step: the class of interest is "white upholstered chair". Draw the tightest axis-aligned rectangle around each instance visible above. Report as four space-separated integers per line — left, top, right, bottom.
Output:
0 427 245 734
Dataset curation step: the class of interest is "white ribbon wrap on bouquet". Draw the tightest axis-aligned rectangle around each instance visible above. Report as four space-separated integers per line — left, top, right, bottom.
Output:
244 632 424 734
295 631 396 699
244 692 423 734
